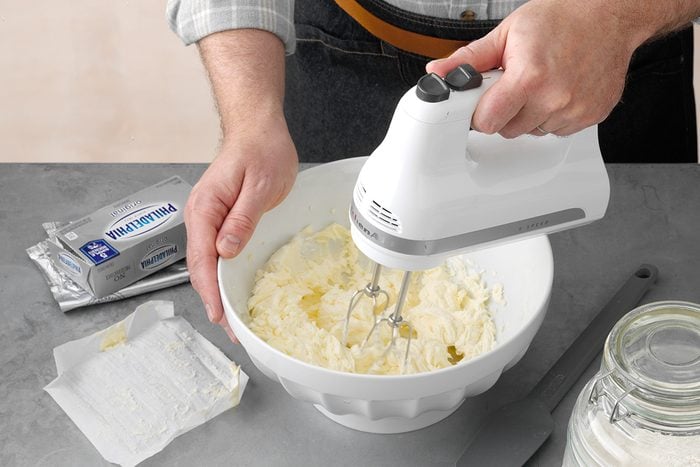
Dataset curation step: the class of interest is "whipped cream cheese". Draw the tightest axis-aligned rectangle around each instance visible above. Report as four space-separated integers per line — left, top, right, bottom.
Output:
248 224 498 375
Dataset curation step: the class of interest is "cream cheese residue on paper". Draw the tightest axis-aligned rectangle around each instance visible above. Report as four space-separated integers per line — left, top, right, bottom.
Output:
44 301 248 467
99 321 127 351
247 223 498 375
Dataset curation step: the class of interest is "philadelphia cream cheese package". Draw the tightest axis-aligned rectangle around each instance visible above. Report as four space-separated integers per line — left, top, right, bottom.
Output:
49 176 191 298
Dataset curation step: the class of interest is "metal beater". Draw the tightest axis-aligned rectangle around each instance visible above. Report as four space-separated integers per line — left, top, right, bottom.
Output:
343 263 414 373
362 270 414 372
342 262 388 345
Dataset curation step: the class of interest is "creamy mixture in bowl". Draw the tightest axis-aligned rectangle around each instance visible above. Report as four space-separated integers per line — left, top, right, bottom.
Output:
247 223 501 375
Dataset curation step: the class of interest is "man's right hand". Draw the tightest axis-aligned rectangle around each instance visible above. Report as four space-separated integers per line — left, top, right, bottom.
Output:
187 29 295 341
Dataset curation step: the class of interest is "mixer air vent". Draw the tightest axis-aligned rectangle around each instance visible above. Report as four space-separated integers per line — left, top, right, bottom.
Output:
355 184 367 204
369 200 400 232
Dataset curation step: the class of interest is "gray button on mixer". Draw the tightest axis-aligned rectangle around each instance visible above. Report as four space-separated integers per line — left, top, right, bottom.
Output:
445 64 483 91
416 73 450 102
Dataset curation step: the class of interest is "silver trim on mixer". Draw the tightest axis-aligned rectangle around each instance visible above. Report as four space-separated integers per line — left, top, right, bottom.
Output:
350 200 585 256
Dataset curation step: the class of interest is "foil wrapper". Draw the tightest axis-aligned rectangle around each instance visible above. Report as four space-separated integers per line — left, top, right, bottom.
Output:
27 222 190 312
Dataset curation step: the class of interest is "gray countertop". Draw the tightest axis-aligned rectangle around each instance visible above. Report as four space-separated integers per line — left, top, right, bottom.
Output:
1 163 699 467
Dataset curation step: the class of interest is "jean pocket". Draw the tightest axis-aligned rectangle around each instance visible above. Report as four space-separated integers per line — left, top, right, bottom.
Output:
295 23 389 56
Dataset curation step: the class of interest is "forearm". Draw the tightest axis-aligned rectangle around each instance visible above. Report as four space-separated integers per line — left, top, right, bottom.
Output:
602 0 700 49
643 0 700 34
198 29 286 137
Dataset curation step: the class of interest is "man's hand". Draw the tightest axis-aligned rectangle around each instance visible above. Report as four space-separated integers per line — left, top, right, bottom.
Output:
427 0 700 138
187 29 296 341
185 116 297 342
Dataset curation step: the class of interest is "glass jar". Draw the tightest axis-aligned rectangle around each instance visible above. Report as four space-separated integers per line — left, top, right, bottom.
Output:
564 301 700 466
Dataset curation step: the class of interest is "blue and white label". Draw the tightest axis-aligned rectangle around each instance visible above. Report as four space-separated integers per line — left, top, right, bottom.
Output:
140 244 179 270
105 202 179 241
57 253 82 275
79 239 120 265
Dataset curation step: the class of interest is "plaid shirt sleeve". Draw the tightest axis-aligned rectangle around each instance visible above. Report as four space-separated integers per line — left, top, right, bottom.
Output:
166 0 296 54
166 1 525 54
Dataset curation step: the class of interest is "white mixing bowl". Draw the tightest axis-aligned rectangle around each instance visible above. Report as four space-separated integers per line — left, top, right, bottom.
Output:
219 157 553 433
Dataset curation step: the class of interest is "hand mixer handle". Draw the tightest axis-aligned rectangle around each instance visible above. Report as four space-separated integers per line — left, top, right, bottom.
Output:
401 65 502 129
383 66 503 180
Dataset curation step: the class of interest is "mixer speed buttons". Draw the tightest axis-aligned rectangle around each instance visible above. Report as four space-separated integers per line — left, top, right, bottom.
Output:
416 65 483 102
445 64 483 91
416 73 450 102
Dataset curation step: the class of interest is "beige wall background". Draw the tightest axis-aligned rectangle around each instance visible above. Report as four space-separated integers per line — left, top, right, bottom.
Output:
0 0 220 162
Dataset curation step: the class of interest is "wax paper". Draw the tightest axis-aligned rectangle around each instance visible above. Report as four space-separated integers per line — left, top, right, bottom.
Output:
44 301 248 466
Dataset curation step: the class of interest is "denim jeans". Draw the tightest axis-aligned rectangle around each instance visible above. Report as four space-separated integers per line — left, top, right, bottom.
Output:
285 0 696 163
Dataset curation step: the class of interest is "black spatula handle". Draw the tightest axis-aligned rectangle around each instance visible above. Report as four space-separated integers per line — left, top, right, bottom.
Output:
529 264 658 412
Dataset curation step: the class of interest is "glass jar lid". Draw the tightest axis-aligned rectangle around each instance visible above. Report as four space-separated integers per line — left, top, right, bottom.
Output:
602 301 700 430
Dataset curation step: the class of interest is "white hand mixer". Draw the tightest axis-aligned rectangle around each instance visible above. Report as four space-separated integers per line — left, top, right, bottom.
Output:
345 65 610 371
